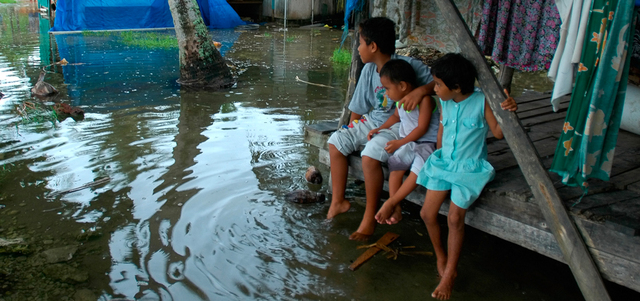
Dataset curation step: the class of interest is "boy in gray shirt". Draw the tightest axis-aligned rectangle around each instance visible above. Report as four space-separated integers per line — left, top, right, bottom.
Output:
326 17 434 241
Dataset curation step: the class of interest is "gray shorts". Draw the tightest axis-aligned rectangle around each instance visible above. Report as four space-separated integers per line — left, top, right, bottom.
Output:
387 141 437 175
327 117 400 162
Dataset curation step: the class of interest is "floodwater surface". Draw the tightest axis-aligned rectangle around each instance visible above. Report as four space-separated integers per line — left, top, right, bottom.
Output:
1 2 638 301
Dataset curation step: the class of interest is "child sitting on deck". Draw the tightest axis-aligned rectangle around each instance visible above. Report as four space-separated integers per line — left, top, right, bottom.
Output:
369 59 439 225
415 53 517 300
326 17 435 241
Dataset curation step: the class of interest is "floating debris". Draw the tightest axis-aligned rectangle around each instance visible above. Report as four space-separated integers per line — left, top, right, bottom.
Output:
285 190 325 204
305 166 323 184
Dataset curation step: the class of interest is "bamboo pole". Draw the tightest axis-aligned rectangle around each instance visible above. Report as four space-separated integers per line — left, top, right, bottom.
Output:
433 1 611 300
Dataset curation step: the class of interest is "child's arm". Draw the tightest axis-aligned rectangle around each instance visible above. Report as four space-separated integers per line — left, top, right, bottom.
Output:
485 93 518 139
349 112 363 123
384 96 435 153
436 113 443 149
367 107 401 140
396 81 435 112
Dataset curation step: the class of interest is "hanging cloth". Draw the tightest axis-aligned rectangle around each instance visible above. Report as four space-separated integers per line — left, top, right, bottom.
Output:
476 0 562 72
550 0 636 191
547 0 591 111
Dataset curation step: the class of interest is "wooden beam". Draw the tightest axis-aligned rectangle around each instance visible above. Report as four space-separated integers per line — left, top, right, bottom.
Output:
499 64 515 94
338 5 367 128
433 1 611 300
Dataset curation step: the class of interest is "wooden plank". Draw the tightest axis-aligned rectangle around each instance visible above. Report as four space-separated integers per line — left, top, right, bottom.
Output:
513 91 553 104
304 122 337 149
434 1 611 300
629 182 640 194
349 232 400 271
488 137 559 171
568 190 638 215
517 105 568 121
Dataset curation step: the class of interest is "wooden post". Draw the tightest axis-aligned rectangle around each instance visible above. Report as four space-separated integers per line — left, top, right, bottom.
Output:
499 64 514 94
433 1 611 300
338 5 367 128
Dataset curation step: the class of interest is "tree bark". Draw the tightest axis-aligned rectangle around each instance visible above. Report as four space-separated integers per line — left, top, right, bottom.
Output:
168 0 234 89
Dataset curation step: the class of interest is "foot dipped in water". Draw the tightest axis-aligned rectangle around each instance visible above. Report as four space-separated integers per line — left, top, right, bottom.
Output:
432 272 457 300
326 199 351 219
349 216 376 241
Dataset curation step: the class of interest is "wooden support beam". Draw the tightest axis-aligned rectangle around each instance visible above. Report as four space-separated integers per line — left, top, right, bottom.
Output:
338 5 367 128
499 64 515 94
433 1 611 300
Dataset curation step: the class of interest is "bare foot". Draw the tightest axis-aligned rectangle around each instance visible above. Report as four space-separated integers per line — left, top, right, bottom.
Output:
350 218 376 241
326 199 351 219
375 201 395 224
349 231 371 241
432 273 456 300
386 204 403 225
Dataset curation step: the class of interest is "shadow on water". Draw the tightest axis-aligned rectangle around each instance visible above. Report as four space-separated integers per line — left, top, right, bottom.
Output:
0 2 639 300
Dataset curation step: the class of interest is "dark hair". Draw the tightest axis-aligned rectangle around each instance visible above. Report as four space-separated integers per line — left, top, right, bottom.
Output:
430 53 477 94
359 17 396 55
380 59 417 88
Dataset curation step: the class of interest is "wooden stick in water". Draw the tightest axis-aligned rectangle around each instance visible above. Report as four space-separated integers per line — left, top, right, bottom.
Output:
349 232 399 271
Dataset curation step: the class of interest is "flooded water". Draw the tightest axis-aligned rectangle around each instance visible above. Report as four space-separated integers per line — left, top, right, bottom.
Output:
1 2 638 301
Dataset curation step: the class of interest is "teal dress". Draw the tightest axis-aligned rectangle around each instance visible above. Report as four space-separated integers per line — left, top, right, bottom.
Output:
416 90 495 209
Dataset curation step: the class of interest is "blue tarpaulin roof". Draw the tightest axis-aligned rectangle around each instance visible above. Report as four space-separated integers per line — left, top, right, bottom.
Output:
51 0 246 32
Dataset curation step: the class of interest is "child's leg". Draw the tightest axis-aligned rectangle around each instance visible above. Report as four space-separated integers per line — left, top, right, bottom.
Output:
375 170 404 224
432 202 467 300
349 155 384 241
326 144 352 219
388 170 404 196
376 171 418 224
420 189 449 278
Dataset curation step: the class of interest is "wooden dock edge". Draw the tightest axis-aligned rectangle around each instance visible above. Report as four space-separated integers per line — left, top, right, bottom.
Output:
305 125 640 292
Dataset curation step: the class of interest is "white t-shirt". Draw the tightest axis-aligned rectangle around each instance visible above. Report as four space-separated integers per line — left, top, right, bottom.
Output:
348 54 433 127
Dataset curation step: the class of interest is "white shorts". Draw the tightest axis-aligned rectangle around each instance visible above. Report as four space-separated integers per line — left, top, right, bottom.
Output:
387 141 437 175
327 116 400 162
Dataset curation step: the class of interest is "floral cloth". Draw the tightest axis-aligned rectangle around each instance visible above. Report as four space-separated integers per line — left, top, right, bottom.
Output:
550 0 636 191
476 0 562 71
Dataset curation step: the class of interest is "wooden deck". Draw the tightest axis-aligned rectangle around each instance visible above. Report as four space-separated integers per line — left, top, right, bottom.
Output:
304 91 640 293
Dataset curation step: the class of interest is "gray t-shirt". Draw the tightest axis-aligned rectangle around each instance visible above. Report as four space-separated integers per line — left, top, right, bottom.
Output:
348 54 433 127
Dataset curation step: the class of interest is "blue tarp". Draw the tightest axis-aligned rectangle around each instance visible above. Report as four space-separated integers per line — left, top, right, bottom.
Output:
51 0 245 32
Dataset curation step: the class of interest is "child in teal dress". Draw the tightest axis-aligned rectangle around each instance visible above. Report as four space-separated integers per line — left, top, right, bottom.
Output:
416 53 517 300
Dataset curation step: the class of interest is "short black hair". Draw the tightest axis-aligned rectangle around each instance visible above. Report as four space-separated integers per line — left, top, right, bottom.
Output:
359 17 396 55
380 59 417 88
430 53 477 95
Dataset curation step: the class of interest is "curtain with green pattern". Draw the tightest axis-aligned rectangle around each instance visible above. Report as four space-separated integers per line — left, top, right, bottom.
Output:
550 0 636 191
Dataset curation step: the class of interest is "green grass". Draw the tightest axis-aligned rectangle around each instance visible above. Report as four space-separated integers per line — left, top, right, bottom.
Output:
80 31 178 49
263 32 272 38
81 30 112 37
0 0 17 4
285 35 300 43
330 47 351 66
119 32 178 49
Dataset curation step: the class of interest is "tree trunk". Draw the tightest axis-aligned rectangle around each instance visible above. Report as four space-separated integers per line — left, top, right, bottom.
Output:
168 0 234 89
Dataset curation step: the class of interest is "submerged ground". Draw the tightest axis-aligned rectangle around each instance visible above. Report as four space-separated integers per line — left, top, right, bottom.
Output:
1 2 638 301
